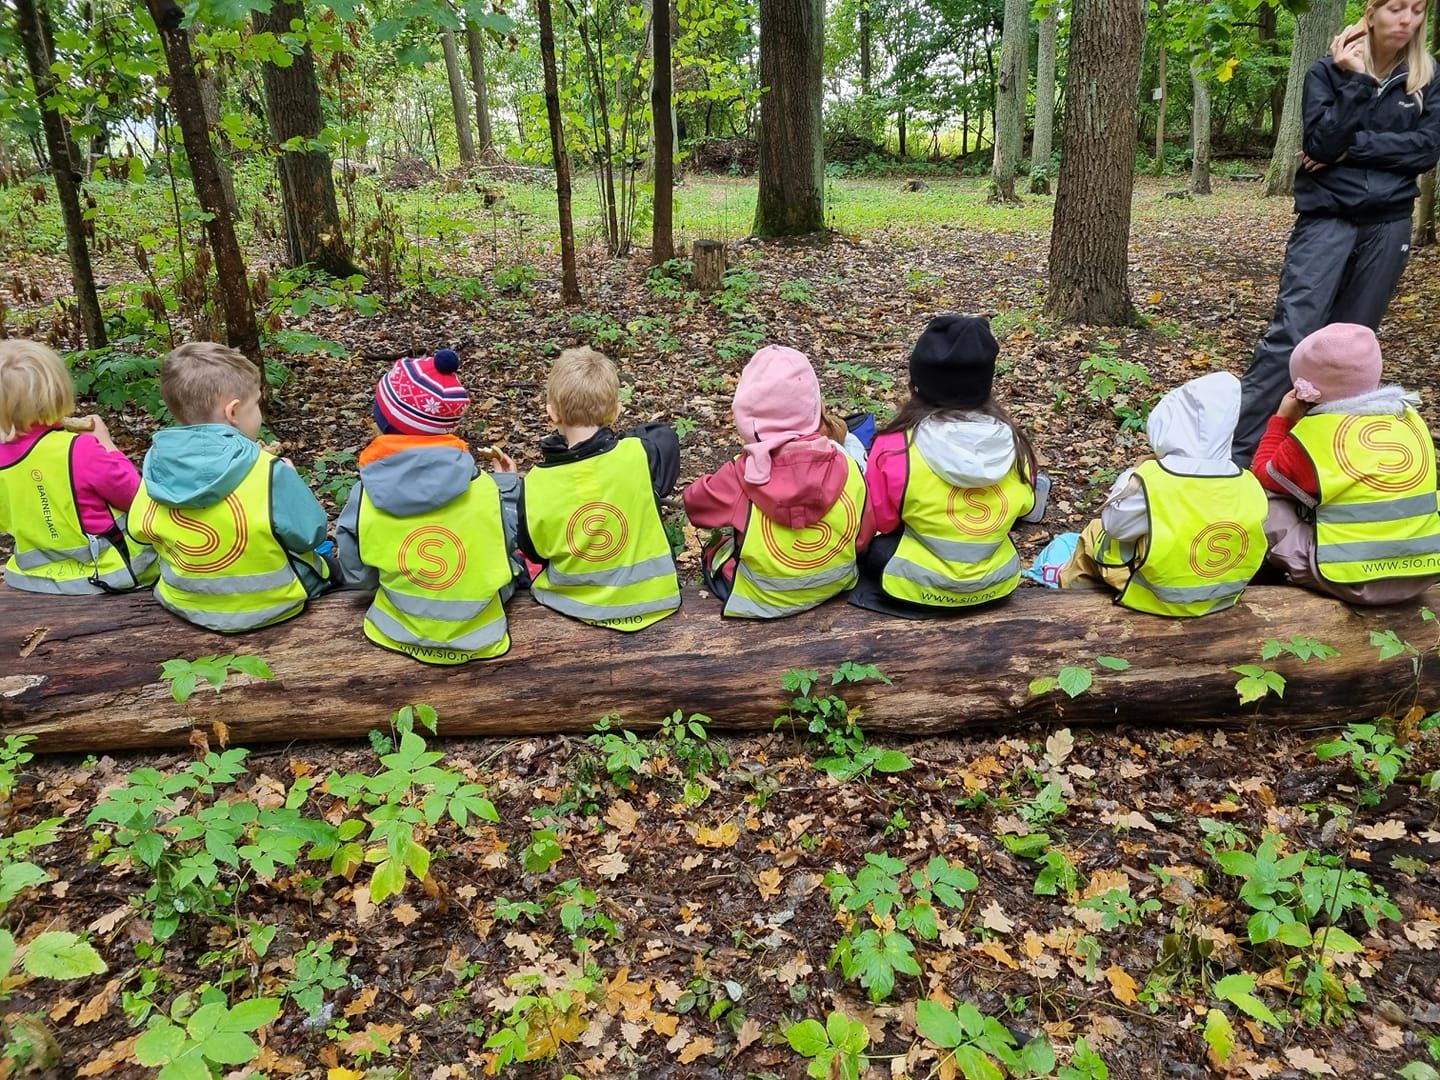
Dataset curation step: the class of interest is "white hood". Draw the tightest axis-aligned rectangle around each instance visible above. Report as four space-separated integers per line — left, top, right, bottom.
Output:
913 414 1018 487
1147 371 1242 476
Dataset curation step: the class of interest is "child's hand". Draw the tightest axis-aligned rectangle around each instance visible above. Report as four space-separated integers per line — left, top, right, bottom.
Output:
85 415 119 452
491 450 517 474
1277 390 1310 422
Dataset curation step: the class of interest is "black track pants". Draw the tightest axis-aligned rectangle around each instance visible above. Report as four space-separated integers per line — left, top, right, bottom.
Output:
1231 214 1412 466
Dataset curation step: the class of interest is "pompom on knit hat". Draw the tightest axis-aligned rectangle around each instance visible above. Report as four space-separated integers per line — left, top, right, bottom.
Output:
373 349 470 435
909 314 999 408
732 345 823 485
1288 323 1383 405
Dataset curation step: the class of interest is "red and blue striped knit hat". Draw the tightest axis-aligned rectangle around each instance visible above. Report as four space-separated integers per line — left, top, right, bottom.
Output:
373 349 470 435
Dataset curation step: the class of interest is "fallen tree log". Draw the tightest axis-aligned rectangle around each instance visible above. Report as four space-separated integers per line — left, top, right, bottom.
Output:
1 585 1435 753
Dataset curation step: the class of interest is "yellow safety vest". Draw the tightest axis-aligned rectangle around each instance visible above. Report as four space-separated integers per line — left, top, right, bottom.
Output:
1101 460 1269 617
0 429 156 595
1289 408 1440 583
356 475 512 664
882 434 1034 607
128 452 328 632
525 438 680 631
719 456 867 618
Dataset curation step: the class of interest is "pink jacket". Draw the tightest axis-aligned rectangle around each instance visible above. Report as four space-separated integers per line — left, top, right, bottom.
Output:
684 434 875 548
0 425 142 534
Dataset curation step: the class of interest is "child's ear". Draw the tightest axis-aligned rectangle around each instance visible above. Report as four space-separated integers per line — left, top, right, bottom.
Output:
611 401 624 425
546 401 560 426
220 398 242 428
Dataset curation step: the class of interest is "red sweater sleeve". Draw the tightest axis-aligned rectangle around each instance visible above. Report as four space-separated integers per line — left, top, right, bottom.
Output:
1251 415 1318 497
864 431 909 535
70 434 143 533
682 459 750 532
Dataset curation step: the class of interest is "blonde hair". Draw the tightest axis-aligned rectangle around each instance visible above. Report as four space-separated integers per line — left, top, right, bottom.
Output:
1365 0 1435 97
0 340 75 442
161 341 261 426
547 347 619 427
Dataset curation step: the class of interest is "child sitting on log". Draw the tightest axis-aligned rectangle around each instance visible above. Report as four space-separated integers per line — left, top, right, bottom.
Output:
517 346 682 631
127 342 333 632
1253 323 1440 603
335 349 520 663
683 345 874 618
1057 371 1270 616
849 314 1047 617
0 339 157 594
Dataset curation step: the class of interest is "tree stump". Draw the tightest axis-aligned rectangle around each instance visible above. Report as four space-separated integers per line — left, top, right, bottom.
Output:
693 239 726 293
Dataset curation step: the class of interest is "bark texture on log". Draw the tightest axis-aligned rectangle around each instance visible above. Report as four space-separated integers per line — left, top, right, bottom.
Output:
693 239 725 292
2 586 1434 754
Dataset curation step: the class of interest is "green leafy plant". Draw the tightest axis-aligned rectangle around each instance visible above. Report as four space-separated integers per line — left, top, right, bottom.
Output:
159 654 274 704
324 709 499 902
1059 1036 1110 1080
1029 655 1130 698
1314 723 1411 805
1077 886 1161 931
1079 343 1155 431
482 971 597 1071
776 663 908 781
135 993 281 1080
915 998 1055 1078
785 1011 870 1080
302 450 360 505
825 853 977 1001
286 940 350 1020
1000 832 1082 898
0 734 35 800
778 277 817 306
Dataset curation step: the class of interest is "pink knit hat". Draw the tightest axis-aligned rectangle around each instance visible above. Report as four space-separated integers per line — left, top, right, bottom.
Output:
1289 324 1383 405
374 349 470 435
732 345 822 484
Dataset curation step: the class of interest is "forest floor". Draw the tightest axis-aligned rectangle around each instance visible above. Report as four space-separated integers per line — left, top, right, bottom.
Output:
1 173 1439 1079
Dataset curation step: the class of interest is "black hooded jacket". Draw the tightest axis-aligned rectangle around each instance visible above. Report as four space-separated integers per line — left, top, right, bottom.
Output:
1296 55 1440 223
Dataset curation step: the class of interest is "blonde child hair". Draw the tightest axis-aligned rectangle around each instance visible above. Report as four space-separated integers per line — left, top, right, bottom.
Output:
160 342 261 426
0 340 74 442
547 347 619 428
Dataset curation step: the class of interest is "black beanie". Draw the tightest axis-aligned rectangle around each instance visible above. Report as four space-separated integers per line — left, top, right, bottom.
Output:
908 314 999 408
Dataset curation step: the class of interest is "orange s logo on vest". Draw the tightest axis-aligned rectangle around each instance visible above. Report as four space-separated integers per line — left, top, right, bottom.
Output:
946 485 1009 536
1188 521 1250 579
145 495 249 573
1334 415 1429 493
398 525 467 590
565 501 629 562
760 490 859 571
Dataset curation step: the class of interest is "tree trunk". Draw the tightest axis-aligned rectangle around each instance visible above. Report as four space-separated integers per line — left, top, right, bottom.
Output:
1152 0 1167 175
651 0 675 264
1029 4 1058 194
5 587 1435 754
859 0 871 94
465 22 495 155
252 0 358 278
441 29 476 165
536 0 581 304
1413 5 1440 246
1045 0 1143 325
572 11 621 255
147 0 260 359
1264 0 1344 197
752 0 824 237
1258 3 1284 135
14 0 106 348
989 0 1029 203
189 23 238 226
898 104 907 157
1190 64 1211 195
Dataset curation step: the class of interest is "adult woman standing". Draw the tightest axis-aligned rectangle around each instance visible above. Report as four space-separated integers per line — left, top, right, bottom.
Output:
1232 0 1439 466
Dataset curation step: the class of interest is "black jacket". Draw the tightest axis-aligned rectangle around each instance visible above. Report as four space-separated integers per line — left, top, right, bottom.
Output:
515 422 680 564
1296 55 1440 223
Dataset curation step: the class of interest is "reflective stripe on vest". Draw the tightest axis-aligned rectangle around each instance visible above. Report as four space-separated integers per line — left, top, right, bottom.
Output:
1109 461 1270 617
525 438 680 631
356 473 512 664
0 428 157 594
723 456 867 618
128 454 315 632
881 433 1034 608
1290 409 1440 584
